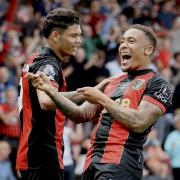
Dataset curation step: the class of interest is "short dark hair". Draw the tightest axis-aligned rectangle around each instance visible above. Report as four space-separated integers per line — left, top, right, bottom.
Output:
42 8 80 38
129 24 157 52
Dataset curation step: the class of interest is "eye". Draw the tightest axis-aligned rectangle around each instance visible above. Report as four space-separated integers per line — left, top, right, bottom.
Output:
72 34 77 38
120 39 124 44
128 39 135 43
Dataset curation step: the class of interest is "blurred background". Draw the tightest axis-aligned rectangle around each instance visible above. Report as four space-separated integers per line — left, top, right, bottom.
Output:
0 0 180 180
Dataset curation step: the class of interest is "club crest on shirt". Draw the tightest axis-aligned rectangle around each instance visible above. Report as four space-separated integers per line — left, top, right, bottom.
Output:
131 79 145 90
43 64 55 80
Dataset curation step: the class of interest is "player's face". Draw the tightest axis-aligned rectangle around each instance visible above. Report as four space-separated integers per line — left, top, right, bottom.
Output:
57 24 82 56
119 28 151 72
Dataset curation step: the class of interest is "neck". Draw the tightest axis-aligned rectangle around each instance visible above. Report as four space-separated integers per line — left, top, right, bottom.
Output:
45 41 65 61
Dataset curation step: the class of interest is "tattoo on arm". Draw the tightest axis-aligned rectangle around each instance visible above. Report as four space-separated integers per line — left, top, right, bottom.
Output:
48 89 101 123
60 91 85 104
100 97 163 133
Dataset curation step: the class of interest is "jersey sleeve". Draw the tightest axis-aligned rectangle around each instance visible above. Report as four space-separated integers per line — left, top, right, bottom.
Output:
30 57 63 89
142 74 173 113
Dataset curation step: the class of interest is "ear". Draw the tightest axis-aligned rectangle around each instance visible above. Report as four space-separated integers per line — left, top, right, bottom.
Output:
144 46 154 56
51 31 61 42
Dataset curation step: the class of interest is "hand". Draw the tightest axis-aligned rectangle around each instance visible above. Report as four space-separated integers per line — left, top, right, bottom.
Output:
95 77 113 91
77 87 105 104
25 71 53 94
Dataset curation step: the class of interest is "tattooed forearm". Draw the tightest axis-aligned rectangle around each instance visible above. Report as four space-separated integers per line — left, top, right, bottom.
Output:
47 89 100 123
60 91 85 104
98 96 162 133
105 104 142 130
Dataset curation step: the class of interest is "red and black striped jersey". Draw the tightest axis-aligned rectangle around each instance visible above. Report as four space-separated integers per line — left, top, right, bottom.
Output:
16 47 66 170
84 69 173 178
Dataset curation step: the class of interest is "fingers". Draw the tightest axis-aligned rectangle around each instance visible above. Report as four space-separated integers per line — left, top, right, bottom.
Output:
77 87 89 93
37 71 51 82
25 73 39 80
25 71 49 82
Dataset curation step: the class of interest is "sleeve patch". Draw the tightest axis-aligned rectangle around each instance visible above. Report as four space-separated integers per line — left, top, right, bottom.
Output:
43 64 55 81
153 83 173 104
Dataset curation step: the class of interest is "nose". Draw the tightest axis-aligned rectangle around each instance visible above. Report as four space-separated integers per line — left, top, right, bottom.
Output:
120 40 128 49
75 36 82 45
119 41 128 53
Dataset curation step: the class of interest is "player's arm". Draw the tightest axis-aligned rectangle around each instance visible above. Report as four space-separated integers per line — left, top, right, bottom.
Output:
60 77 112 104
46 88 102 123
26 72 102 122
97 96 163 133
37 88 57 110
78 87 162 133
29 72 111 109
78 78 173 133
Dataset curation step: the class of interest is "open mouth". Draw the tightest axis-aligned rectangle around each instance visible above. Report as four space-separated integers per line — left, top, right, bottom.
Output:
121 53 132 63
122 54 131 59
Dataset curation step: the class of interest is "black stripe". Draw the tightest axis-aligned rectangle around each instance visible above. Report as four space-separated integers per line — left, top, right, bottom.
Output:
27 83 59 168
91 77 130 163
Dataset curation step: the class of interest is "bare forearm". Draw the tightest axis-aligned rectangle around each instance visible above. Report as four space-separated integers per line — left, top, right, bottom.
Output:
104 103 141 131
47 89 84 122
60 91 85 104
47 89 97 123
97 96 161 133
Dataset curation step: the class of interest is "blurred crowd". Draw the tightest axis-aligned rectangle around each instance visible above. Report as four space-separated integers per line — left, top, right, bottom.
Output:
0 0 180 180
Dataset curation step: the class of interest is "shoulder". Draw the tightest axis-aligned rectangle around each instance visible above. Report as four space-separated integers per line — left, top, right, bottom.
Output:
146 73 173 96
148 73 173 87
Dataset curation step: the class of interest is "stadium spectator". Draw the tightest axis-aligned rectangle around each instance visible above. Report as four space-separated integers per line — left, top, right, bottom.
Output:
63 120 83 180
164 108 180 180
143 129 171 180
0 66 14 103
0 139 16 180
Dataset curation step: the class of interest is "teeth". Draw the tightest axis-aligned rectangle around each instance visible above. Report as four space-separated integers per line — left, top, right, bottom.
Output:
122 55 131 59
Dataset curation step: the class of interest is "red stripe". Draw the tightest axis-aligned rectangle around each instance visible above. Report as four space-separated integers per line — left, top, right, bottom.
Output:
101 72 155 164
16 52 39 169
143 95 166 113
84 75 126 172
27 51 39 64
83 119 102 172
55 81 66 169
16 73 32 169
101 122 129 164
55 110 65 169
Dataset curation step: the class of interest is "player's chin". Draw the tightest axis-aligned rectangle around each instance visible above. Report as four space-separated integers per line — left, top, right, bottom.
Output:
121 65 131 72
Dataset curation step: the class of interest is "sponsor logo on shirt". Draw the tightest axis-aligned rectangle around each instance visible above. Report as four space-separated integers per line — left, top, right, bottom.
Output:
154 84 172 103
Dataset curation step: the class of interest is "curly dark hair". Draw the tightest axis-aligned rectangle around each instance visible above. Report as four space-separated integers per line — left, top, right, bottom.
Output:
42 8 80 38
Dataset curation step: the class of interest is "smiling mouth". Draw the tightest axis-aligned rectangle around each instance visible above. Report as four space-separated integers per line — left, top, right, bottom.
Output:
121 54 132 62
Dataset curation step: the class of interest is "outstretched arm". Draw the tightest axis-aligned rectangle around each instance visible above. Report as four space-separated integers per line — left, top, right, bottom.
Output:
26 72 102 123
60 76 112 104
27 72 111 104
78 87 163 133
47 88 102 123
